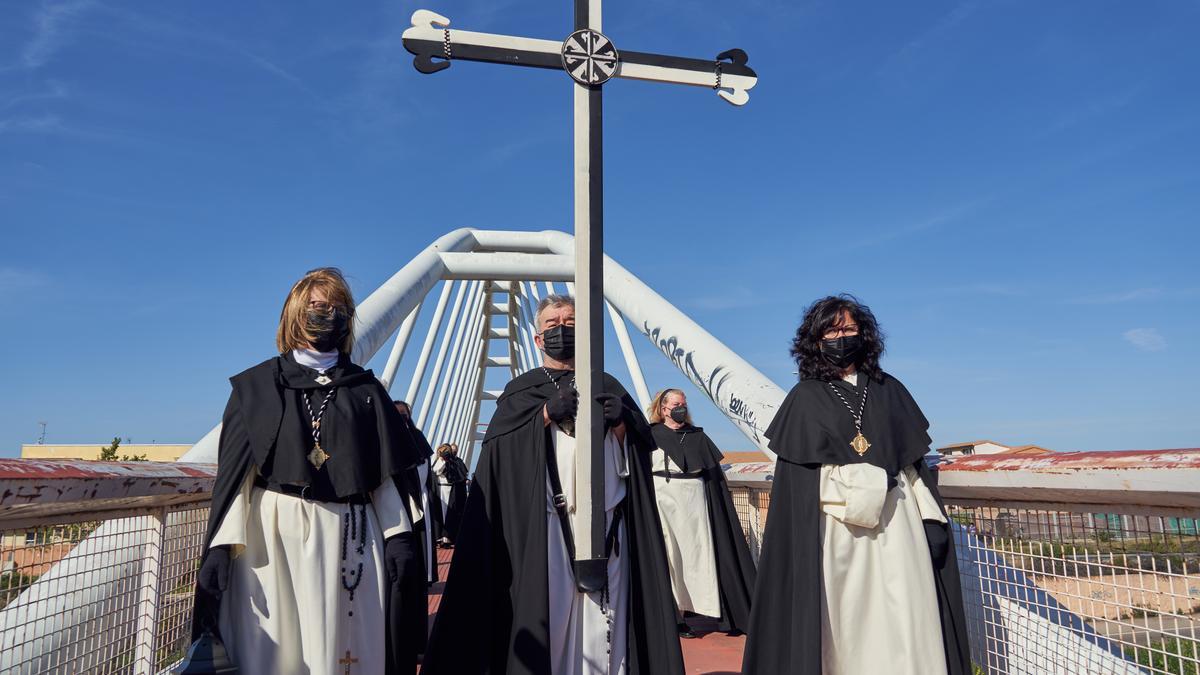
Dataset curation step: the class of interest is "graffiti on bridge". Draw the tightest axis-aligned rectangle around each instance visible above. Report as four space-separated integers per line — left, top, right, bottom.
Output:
641 322 762 442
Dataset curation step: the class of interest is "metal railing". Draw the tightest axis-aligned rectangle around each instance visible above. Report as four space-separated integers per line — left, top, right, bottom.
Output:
2 450 1199 674
0 460 213 675
725 449 1200 675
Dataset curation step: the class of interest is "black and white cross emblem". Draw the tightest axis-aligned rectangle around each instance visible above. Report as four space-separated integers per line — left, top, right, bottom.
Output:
402 3 758 594
561 30 618 85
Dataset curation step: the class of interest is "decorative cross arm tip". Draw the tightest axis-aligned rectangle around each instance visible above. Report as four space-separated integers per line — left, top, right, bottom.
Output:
401 9 758 106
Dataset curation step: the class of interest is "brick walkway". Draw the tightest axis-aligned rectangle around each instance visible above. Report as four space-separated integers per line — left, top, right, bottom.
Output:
423 547 746 673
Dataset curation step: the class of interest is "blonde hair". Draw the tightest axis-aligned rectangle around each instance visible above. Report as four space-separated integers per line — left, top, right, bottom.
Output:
436 443 453 458
647 388 692 425
276 267 357 354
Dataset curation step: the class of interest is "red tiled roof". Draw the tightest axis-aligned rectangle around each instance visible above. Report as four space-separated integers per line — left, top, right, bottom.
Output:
721 450 770 464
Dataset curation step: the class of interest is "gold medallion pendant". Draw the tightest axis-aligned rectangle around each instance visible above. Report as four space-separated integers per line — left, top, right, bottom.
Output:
308 443 330 469
850 432 872 456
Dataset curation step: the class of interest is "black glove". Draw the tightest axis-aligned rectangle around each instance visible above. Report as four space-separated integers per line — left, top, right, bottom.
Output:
923 520 950 568
546 388 579 425
385 532 419 584
886 474 898 492
596 393 623 428
197 545 232 599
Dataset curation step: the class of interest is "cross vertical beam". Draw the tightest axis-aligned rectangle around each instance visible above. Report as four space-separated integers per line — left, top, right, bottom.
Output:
402 0 757 594
571 0 607 592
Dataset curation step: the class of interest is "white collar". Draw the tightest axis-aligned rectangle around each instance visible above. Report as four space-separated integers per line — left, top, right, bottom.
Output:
293 348 339 373
841 371 859 387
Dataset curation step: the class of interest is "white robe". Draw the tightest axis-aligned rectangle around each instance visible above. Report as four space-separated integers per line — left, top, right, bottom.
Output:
210 470 414 675
431 456 453 521
417 458 436 582
546 423 631 675
648 449 720 618
818 461 949 675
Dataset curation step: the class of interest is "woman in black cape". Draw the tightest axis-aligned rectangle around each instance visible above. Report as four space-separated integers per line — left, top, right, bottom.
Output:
190 267 427 674
646 388 757 638
741 295 970 675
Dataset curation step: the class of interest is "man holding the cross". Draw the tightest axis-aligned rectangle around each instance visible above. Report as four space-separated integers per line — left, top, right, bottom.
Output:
423 294 683 675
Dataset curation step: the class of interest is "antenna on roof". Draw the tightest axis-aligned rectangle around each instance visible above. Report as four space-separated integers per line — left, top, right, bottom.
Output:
37 421 47 445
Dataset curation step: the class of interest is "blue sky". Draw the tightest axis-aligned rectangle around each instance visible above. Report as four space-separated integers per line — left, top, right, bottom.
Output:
1 0 1197 458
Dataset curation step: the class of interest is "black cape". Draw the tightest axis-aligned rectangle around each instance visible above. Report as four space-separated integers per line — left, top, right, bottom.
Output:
422 368 685 675
191 353 427 671
649 423 757 633
741 373 971 675
400 416 434 653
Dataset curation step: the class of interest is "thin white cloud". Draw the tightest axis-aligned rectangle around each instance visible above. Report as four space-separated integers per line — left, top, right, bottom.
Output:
92 7 319 96
1072 288 1163 305
686 286 769 311
1123 328 1166 352
0 268 49 292
0 113 128 143
1 80 69 111
880 0 979 73
851 197 990 249
19 0 97 70
239 50 309 91
940 282 1026 298
0 114 64 134
1040 84 1145 137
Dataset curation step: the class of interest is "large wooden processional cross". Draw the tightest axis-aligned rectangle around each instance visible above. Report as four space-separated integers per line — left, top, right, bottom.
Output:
403 2 757 592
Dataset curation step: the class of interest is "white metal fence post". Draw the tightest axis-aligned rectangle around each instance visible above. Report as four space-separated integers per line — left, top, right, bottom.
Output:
132 507 166 674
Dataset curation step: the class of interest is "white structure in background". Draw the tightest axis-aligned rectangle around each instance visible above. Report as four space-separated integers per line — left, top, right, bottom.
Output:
0 230 1188 674
1 229 788 674
188 228 787 466
939 440 1036 457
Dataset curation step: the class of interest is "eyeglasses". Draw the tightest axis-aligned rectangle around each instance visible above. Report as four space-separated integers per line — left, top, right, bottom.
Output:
308 300 346 316
824 325 859 338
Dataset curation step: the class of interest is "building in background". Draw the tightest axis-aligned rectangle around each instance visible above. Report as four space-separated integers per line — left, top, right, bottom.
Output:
20 444 191 462
937 440 1055 457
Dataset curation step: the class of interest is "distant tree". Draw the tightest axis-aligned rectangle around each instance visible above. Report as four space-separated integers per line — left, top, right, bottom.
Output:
97 437 148 462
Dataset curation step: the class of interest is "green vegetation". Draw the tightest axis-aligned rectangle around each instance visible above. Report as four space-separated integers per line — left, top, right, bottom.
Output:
1125 637 1199 675
98 437 148 462
984 535 1200 575
0 571 40 610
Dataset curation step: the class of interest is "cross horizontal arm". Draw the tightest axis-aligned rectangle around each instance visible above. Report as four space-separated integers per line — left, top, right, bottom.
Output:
402 10 561 73
617 49 757 106
402 9 758 105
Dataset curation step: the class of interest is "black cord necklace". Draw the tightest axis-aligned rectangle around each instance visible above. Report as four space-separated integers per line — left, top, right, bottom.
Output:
828 378 872 456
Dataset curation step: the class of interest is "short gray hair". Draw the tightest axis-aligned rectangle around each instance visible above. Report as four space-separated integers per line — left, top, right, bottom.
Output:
535 294 575 326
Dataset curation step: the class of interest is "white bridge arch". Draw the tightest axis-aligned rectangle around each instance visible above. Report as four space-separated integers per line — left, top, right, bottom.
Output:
0 229 787 673
187 228 785 465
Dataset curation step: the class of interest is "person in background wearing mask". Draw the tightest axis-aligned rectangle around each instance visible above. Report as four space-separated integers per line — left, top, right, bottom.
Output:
741 295 969 675
422 294 684 675
646 389 756 638
192 267 427 674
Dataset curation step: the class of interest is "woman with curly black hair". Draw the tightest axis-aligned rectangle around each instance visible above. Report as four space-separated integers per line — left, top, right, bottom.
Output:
741 295 970 675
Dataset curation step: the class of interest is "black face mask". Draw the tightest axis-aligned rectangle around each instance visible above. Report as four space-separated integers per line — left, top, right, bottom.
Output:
820 334 863 369
307 309 349 353
669 406 689 424
541 325 575 361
